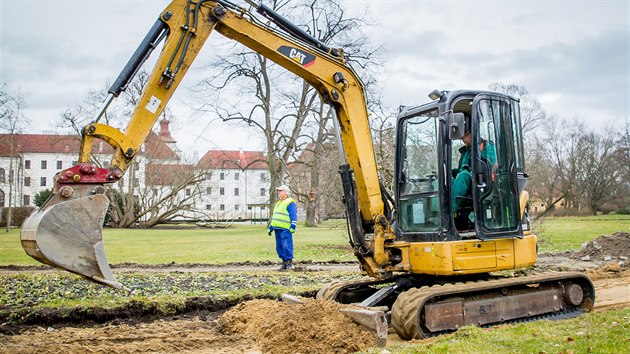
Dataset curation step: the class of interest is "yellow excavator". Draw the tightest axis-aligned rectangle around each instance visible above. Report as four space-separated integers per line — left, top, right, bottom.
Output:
20 0 594 339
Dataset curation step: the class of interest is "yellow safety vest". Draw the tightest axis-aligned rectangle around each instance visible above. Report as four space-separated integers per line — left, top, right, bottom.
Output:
270 197 295 229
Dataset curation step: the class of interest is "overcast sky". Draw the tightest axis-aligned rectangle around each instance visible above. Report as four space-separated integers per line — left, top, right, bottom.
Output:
1 0 628 158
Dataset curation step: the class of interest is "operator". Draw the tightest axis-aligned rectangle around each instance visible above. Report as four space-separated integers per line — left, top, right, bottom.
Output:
452 115 497 212
267 185 298 271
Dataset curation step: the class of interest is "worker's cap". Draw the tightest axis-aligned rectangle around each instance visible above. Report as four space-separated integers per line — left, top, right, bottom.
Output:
276 185 290 194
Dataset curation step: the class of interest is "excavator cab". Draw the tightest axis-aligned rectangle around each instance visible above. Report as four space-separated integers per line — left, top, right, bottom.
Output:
395 90 527 241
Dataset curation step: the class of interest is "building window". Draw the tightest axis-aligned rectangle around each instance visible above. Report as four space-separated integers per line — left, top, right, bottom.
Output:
260 172 266 180
206 204 211 210
24 160 31 169
186 188 192 196
133 178 140 186
23 195 30 206
56 161 63 169
206 187 212 194
235 204 240 210
220 187 225 195
41 160 47 169
260 188 266 196
248 206 252 210
0 168 4 183
261 205 266 210
40 177 47 187
234 172 239 180
206 173 212 180
24 177 30 187
220 204 225 211
234 188 239 196
220 172 225 180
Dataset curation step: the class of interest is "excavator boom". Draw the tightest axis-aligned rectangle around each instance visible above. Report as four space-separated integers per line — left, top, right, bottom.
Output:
20 0 388 288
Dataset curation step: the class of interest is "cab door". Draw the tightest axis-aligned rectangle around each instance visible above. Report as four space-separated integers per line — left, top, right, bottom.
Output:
471 94 522 239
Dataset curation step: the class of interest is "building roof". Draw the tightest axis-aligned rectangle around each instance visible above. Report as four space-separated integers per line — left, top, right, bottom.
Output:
143 131 180 161
198 150 267 170
0 134 114 156
158 117 176 143
0 132 180 161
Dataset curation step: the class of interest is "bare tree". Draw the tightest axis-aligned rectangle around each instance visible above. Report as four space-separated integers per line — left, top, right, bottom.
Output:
107 163 207 228
197 0 381 226
528 117 583 217
488 82 546 134
0 84 29 231
530 117 625 216
368 96 396 192
577 128 621 214
617 119 630 192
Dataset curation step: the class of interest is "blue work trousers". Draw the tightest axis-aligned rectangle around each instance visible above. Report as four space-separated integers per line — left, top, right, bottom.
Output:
274 228 294 261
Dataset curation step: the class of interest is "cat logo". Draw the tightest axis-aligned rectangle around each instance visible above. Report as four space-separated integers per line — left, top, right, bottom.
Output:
277 45 316 68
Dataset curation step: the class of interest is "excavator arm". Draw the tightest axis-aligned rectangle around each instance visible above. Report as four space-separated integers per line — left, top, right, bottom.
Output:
20 0 395 289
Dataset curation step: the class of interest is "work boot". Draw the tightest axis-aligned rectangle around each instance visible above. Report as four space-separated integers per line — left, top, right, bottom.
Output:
284 259 293 271
278 260 288 271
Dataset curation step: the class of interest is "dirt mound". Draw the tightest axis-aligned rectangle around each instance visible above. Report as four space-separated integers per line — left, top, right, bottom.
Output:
585 263 627 281
217 298 375 354
573 232 630 265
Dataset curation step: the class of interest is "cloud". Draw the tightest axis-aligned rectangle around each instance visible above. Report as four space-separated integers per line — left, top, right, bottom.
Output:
1 0 627 154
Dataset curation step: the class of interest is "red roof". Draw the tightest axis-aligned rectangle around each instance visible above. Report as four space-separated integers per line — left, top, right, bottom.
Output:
0 134 115 156
143 131 180 160
198 150 267 170
0 132 179 161
145 163 197 186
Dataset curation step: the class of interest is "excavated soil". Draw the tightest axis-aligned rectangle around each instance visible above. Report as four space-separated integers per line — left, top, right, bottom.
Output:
1 232 630 353
217 298 375 354
0 299 376 354
573 232 630 265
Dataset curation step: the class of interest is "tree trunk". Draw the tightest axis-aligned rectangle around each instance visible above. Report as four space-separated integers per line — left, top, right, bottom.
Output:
5 134 14 232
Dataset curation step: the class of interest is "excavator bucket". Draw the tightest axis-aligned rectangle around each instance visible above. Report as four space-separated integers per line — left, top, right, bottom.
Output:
20 187 128 291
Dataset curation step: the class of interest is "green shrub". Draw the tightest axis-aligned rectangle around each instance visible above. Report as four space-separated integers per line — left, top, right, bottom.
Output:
34 188 54 207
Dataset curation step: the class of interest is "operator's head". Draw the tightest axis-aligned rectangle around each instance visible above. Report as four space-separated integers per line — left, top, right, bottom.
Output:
462 114 472 146
277 185 290 199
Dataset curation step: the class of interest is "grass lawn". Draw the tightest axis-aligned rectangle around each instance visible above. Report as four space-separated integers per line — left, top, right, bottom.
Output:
373 307 630 354
0 220 354 266
1 215 629 266
535 214 630 253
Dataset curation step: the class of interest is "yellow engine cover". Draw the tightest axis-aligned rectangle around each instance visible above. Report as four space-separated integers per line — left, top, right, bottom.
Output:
407 234 537 275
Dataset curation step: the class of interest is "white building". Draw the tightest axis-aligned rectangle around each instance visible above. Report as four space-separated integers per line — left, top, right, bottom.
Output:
0 120 271 222
0 134 116 207
196 149 270 221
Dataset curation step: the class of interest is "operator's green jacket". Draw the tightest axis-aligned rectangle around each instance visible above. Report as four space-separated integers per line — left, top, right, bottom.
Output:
452 139 497 211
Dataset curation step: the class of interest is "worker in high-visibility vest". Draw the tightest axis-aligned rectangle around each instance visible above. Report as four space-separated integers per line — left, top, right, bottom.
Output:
267 185 298 271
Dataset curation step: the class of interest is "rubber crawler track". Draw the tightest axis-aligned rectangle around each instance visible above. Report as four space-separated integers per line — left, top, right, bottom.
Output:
391 272 595 339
